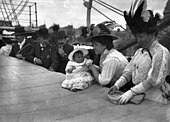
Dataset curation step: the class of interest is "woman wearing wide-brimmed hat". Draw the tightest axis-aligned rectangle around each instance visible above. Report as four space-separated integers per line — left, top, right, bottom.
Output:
87 23 128 88
108 0 170 104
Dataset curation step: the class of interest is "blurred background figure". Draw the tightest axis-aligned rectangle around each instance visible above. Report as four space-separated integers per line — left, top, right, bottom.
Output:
0 36 13 56
9 26 34 59
57 30 74 73
49 24 60 50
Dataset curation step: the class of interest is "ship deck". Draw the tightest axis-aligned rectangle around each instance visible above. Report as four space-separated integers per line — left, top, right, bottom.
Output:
0 55 169 122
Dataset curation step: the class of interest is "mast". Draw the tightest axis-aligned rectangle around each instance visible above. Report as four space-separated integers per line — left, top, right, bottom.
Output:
83 0 93 27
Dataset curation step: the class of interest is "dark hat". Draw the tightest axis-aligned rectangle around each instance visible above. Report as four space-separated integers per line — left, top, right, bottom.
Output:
57 30 67 39
124 0 162 34
52 24 60 32
14 26 26 35
85 23 118 42
38 28 49 38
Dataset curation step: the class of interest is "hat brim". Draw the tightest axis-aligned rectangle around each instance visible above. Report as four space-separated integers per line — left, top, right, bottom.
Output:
13 31 35 36
85 34 118 42
68 48 89 61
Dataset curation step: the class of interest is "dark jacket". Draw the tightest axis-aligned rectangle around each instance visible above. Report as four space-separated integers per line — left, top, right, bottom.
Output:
25 42 62 72
62 43 74 67
9 38 34 57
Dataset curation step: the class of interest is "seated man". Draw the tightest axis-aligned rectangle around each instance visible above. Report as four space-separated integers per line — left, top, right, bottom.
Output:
25 28 62 72
9 26 34 59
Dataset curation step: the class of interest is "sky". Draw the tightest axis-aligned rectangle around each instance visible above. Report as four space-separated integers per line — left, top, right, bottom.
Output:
28 0 168 28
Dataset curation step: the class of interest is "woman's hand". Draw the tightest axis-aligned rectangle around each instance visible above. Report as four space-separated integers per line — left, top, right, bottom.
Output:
118 90 135 104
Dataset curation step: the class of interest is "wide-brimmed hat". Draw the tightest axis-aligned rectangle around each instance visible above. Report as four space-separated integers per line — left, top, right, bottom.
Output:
57 30 67 39
38 28 49 38
124 0 162 34
85 23 118 42
13 26 35 36
68 48 89 61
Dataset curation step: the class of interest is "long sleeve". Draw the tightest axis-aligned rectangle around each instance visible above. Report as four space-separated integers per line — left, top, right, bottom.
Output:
131 48 170 94
9 43 20 57
98 57 120 85
25 44 36 63
65 61 74 72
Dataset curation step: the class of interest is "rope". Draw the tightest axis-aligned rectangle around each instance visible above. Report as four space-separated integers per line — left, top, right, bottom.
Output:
97 0 123 13
2 0 10 21
10 0 19 25
0 4 6 21
94 0 123 16
15 0 29 20
92 6 114 22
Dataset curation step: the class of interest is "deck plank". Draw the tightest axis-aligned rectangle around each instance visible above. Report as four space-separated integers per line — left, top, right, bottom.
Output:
0 55 169 122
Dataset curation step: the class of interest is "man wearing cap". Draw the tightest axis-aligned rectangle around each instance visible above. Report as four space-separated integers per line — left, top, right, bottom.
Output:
25 28 61 72
87 23 128 88
57 30 74 73
9 26 34 59
108 0 170 104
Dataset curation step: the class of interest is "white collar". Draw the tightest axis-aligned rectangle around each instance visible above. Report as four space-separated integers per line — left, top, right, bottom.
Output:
18 38 26 49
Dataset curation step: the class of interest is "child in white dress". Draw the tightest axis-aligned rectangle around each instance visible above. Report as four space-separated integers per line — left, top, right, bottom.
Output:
62 48 94 91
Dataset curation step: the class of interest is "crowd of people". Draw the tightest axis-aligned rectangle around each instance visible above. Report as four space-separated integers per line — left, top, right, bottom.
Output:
0 0 170 105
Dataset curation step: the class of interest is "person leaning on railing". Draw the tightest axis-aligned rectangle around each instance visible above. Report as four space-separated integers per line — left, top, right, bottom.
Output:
108 0 170 104
86 23 128 88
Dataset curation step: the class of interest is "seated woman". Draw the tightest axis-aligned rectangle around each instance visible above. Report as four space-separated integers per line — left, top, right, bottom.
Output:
62 48 94 91
86 23 128 88
108 0 170 104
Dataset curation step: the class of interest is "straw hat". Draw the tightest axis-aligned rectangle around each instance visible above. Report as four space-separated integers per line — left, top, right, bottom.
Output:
85 23 118 42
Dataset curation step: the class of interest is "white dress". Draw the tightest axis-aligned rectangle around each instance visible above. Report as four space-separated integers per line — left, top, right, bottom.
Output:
62 58 94 91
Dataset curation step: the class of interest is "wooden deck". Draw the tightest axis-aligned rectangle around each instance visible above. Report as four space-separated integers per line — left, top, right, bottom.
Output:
0 55 169 122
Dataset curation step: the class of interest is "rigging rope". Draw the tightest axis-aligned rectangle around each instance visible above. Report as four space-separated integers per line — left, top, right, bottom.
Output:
93 0 123 16
15 0 29 20
10 0 19 25
2 0 10 21
0 3 6 21
97 0 123 13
